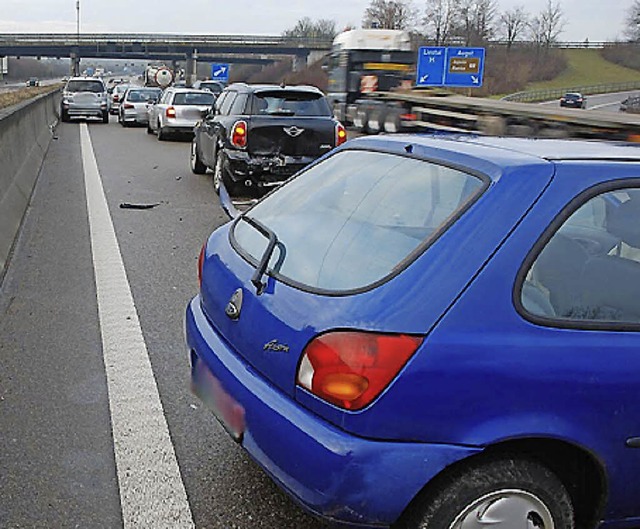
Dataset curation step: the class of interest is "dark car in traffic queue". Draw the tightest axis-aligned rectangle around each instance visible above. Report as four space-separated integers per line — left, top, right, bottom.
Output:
560 92 587 109
193 79 225 96
190 83 347 196
186 134 640 529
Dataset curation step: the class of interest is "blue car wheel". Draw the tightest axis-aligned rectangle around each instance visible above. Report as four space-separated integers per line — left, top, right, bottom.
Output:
400 456 574 529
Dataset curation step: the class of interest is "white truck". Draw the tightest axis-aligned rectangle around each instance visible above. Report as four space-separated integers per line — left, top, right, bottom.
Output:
144 64 174 88
327 29 640 142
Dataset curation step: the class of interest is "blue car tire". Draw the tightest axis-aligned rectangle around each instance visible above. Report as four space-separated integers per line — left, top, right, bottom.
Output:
400 456 575 529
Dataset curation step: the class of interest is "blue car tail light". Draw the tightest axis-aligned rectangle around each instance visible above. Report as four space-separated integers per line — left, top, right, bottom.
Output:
296 331 424 410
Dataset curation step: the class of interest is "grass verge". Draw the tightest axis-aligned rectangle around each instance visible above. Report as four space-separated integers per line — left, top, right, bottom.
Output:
0 84 62 111
526 49 640 91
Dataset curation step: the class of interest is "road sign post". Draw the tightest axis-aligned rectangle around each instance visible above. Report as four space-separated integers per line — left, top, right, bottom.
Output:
210 63 230 82
416 47 485 88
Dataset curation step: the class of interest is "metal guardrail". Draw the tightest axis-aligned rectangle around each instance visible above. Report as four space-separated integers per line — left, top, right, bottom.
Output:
502 82 640 103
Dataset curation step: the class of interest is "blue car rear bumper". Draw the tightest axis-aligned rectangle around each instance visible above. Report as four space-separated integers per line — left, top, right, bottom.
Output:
185 296 480 527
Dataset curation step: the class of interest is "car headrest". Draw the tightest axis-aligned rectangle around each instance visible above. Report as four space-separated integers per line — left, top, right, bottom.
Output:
608 196 640 248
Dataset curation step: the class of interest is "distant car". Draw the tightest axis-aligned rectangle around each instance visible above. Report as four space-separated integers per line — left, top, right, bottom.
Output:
190 83 346 196
26 77 39 87
620 95 640 113
117 87 162 127
560 92 586 109
60 77 109 123
147 88 215 140
193 80 225 95
109 83 130 114
187 134 640 529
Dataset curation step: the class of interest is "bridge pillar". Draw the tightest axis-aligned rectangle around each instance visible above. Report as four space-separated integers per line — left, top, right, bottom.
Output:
185 50 197 87
292 52 309 73
70 51 80 76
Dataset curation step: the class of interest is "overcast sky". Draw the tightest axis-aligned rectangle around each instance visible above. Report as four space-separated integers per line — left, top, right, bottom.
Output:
0 1 630 42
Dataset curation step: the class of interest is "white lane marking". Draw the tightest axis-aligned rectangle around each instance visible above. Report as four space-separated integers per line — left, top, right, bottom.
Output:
80 123 194 529
589 102 620 111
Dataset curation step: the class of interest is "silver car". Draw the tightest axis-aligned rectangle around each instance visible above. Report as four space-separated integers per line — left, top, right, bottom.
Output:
147 88 215 140
109 83 130 115
60 77 109 123
117 87 162 126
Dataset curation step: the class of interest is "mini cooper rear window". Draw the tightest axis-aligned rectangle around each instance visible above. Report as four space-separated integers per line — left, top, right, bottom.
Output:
250 92 332 117
232 150 484 293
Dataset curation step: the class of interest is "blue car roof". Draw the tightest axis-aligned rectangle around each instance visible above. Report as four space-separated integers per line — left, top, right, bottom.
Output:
346 134 640 182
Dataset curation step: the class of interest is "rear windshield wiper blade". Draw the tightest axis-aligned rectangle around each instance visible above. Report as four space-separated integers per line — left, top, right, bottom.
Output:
241 215 285 295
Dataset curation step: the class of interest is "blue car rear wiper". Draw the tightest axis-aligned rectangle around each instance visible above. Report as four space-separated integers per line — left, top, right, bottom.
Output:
241 215 285 295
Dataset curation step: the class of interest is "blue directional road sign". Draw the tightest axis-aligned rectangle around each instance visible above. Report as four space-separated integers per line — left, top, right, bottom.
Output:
211 63 230 82
416 47 485 88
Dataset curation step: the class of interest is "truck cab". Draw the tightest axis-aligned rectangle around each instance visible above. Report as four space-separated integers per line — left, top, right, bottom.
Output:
326 29 415 123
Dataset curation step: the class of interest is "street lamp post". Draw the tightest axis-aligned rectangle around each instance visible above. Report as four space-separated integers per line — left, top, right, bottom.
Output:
75 0 80 75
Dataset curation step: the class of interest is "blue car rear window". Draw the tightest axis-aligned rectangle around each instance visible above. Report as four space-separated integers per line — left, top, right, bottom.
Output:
232 150 484 293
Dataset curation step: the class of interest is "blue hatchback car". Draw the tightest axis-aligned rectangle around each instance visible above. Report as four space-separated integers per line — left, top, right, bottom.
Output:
185 135 640 529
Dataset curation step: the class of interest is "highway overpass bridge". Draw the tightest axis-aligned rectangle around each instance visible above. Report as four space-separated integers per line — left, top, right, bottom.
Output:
0 33 333 77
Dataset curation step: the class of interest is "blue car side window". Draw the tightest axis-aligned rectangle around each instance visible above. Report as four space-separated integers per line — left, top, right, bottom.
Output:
523 187 640 324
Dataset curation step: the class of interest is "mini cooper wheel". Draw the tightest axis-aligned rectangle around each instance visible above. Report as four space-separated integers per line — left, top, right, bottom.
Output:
401 457 574 529
190 140 207 175
214 152 241 197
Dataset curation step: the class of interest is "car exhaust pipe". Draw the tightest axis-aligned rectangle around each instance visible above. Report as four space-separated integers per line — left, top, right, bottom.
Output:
244 180 253 187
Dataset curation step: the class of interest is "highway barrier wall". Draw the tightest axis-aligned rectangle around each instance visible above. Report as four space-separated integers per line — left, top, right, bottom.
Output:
0 90 59 280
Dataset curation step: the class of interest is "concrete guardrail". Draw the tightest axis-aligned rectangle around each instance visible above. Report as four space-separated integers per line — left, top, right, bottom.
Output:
0 90 59 280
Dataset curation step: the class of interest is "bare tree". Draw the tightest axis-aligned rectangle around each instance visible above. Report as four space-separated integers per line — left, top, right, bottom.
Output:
454 0 498 46
363 0 417 30
283 17 337 40
624 0 640 41
423 0 459 45
539 0 565 47
498 6 529 49
526 14 545 47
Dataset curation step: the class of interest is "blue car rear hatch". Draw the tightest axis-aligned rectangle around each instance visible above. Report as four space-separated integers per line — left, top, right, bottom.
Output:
198 137 556 427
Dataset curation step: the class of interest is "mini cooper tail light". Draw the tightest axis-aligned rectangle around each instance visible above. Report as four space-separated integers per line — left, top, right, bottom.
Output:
123 103 135 109
197 243 206 288
335 122 347 146
297 331 423 410
231 120 248 148
166 106 177 118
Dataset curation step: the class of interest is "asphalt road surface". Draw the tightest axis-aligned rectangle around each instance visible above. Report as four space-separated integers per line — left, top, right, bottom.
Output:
539 90 639 112
0 116 331 528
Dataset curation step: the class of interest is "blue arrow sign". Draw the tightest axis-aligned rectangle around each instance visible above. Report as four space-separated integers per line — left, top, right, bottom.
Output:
416 47 485 88
416 47 446 87
211 63 230 81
